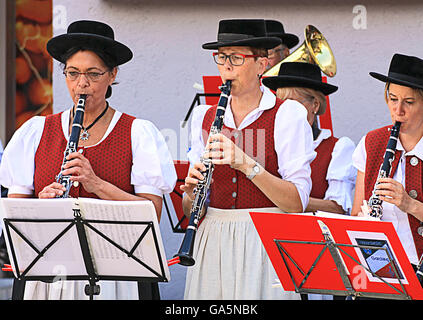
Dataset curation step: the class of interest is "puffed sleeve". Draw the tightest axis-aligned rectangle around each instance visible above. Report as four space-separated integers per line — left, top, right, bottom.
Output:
131 119 177 197
0 116 45 195
274 100 316 211
187 104 211 165
351 135 367 173
0 139 3 163
324 137 358 214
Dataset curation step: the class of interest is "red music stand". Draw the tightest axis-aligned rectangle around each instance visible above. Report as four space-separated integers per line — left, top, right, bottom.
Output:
163 160 190 233
202 75 334 134
250 211 423 300
202 76 222 105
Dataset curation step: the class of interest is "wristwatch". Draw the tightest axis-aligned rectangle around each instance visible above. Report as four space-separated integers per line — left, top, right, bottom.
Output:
246 162 262 180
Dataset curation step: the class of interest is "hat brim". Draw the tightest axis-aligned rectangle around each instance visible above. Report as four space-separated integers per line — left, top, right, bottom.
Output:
369 72 423 90
47 33 133 65
262 75 338 96
202 37 281 50
267 33 299 49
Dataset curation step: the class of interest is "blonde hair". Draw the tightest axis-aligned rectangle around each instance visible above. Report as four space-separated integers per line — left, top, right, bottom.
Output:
276 87 327 115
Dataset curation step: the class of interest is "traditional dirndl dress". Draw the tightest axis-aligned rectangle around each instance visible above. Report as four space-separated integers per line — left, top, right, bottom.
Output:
0 110 177 300
184 207 300 300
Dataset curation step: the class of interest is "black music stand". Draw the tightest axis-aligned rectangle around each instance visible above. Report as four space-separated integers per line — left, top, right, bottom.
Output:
274 221 410 299
2 199 168 300
181 93 220 128
163 193 186 234
250 211 423 300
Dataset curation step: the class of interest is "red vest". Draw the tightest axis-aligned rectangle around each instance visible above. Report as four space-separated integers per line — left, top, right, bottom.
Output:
201 99 284 209
364 125 423 258
34 112 135 198
310 135 338 199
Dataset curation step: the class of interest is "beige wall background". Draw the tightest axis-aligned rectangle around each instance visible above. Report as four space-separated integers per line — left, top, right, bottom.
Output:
49 0 423 299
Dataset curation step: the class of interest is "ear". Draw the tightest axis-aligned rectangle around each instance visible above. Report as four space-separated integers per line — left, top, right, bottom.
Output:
312 98 320 114
257 57 269 76
109 67 118 85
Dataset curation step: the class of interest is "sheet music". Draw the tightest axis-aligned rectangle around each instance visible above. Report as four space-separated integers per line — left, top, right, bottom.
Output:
78 198 170 280
0 198 86 278
346 230 407 284
0 197 170 282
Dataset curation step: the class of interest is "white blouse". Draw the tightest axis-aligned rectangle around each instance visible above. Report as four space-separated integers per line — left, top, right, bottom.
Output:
0 139 3 163
187 86 316 211
0 109 177 198
352 134 423 265
315 129 357 214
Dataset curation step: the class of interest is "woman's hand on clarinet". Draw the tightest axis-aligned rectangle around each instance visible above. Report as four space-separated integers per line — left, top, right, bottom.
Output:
375 177 413 213
203 133 253 174
38 182 66 198
180 162 207 201
61 151 102 194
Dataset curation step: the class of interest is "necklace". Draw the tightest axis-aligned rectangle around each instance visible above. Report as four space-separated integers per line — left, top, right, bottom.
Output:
72 101 109 141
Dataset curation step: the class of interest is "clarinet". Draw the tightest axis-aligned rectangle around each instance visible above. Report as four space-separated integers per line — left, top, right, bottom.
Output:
367 121 401 219
174 80 232 266
55 94 87 198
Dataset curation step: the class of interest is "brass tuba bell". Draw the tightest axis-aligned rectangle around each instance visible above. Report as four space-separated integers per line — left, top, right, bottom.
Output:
263 25 336 77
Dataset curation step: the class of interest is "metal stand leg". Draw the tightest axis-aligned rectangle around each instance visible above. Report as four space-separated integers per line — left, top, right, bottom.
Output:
11 278 25 300
137 282 160 300
84 279 101 300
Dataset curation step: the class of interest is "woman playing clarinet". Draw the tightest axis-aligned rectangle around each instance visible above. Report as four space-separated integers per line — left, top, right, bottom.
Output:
0 20 176 300
263 62 357 215
180 19 316 300
352 53 423 271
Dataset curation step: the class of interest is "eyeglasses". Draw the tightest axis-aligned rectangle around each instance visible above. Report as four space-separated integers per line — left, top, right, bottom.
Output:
213 52 261 66
63 70 108 82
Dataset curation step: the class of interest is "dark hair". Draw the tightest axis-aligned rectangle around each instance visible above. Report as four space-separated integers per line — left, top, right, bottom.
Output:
61 46 119 99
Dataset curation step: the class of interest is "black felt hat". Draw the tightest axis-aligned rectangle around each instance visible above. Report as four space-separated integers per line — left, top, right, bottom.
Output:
369 53 423 89
265 20 299 49
262 62 338 96
202 19 281 50
47 20 133 65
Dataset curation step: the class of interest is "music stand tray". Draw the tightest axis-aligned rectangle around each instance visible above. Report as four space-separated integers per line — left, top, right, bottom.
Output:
0 198 170 300
250 211 423 300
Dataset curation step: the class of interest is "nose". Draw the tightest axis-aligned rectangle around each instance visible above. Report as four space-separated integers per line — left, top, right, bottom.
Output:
76 73 90 87
223 58 233 71
394 101 407 116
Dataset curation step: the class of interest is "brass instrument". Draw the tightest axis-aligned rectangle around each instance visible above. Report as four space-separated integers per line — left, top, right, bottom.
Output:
264 25 336 78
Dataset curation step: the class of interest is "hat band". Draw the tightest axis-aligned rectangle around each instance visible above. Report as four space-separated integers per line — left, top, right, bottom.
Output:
388 72 423 87
218 33 256 42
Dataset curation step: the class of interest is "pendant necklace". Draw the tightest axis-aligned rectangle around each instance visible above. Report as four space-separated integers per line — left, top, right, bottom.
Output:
72 101 109 141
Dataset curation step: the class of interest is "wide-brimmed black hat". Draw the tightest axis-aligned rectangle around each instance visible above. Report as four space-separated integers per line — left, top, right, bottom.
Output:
202 19 281 50
369 53 423 90
47 20 133 66
265 20 299 49
262 62 338 96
